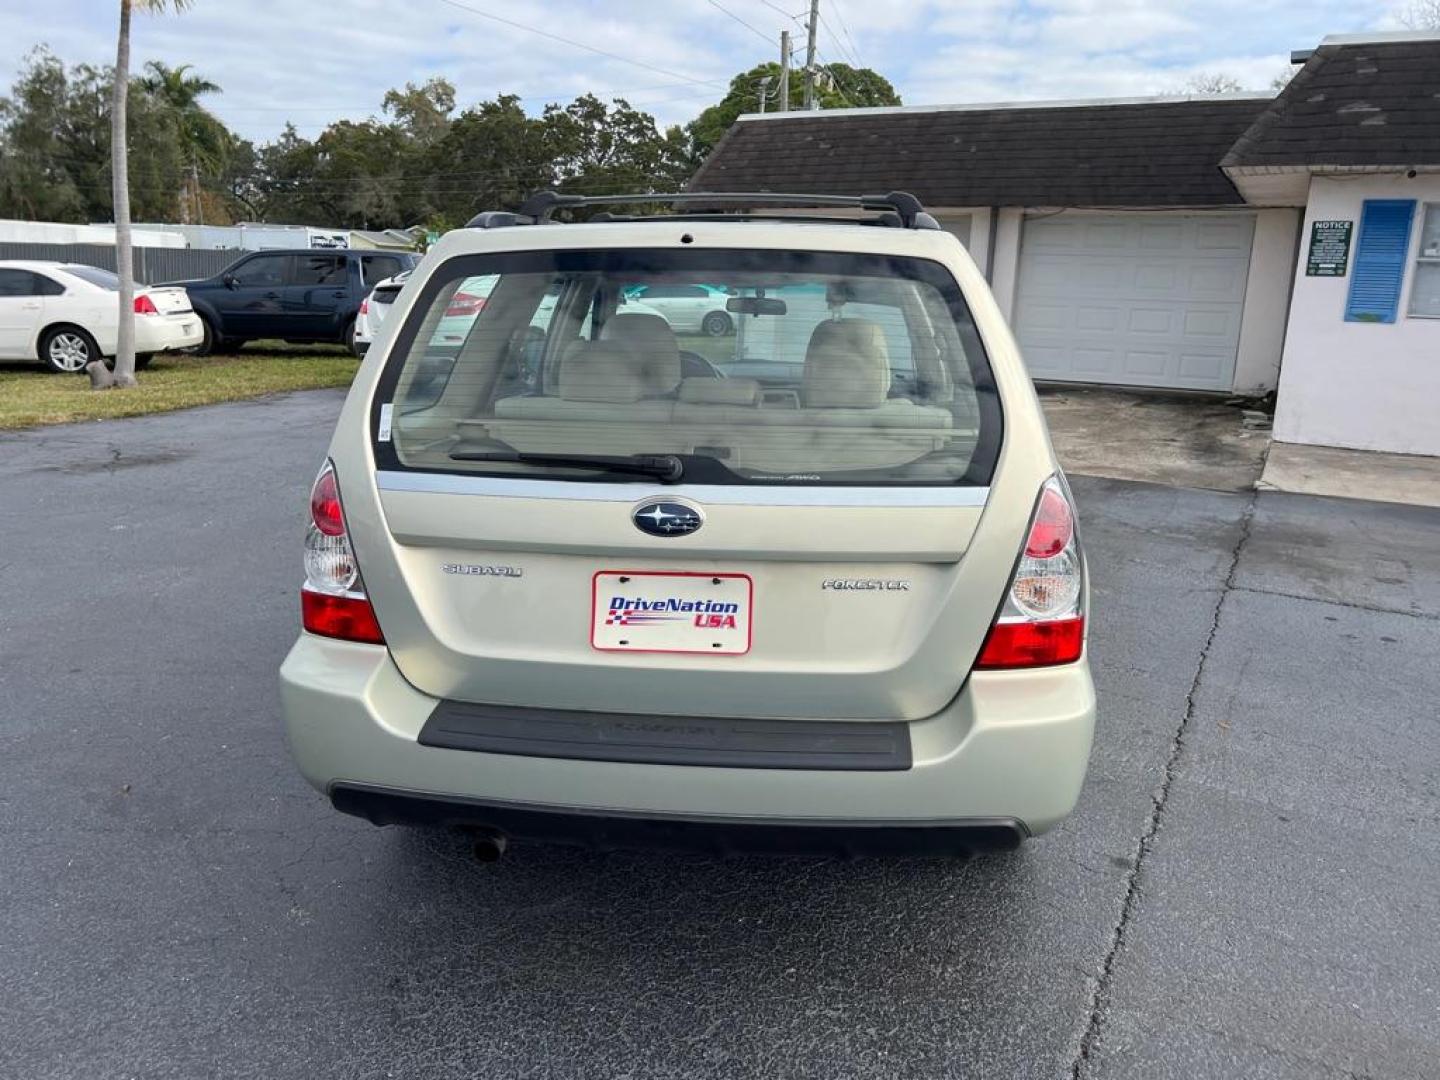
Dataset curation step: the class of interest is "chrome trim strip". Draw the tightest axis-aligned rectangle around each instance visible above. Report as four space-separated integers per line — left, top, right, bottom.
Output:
375 470 990 507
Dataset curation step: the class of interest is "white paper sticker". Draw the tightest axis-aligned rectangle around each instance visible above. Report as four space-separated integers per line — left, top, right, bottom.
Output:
377 403 393 443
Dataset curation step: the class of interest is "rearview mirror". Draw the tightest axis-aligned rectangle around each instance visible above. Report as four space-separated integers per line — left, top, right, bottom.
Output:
727 296 787 316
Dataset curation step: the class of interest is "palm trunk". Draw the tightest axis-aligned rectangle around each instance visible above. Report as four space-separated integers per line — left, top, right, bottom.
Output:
110 0 138 388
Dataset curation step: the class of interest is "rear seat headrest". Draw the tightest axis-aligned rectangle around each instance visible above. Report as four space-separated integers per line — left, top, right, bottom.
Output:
600 313 682 397
802 318 891 408
560 341 651 403
678 377 761 406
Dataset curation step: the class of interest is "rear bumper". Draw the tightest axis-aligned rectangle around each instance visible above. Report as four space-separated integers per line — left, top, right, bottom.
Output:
134 316 203 353
280 635 1096 843
331 785 1026 857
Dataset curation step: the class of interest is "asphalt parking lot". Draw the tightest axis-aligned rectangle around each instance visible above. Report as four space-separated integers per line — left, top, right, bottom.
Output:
2 391 1437 1080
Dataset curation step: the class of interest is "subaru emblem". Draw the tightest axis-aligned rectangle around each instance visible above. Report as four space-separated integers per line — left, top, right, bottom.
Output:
632 501 703 537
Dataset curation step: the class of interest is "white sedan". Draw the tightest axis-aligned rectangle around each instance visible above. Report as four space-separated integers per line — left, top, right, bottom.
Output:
0 260 203 373
621 283 734 336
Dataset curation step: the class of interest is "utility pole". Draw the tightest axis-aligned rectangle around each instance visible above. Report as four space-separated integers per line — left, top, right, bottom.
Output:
779 29 791 112
802 0 820 110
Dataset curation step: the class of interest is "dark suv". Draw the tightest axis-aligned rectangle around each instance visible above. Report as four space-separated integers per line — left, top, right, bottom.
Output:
168 249 418 354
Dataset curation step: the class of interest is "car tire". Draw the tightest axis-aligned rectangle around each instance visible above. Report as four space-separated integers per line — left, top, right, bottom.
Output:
193 317 219 356
40 326 100 374
702 310 733 337
342 318 357 354
133 353 154 371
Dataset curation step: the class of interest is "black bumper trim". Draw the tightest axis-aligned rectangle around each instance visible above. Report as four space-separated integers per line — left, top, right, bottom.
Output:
330 784 1026 858
418 699 912 771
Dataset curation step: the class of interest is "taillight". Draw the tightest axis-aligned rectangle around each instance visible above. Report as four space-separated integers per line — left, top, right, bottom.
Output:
977 475 1085 669
359 298 369 316
133 294 158 315
445 291 484 317
301 460 385 644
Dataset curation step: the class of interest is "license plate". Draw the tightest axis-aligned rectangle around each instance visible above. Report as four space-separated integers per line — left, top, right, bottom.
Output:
591 571 752 655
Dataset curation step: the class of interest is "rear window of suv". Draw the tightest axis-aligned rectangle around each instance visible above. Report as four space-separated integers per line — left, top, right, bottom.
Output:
373 248 1001 487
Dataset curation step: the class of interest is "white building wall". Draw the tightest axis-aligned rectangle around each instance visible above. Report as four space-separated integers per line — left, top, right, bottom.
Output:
989 208 1025 321
1233 208 1301 393
1273 173 1440 456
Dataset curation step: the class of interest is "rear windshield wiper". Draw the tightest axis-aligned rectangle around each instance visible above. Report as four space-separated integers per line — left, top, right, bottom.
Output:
448 450 684 483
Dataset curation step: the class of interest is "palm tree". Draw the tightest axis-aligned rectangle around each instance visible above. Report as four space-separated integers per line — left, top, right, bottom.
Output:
140 61 229 224
109 0 193 390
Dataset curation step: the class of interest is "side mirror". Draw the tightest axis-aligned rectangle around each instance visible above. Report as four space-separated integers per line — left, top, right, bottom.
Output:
223 274 239 290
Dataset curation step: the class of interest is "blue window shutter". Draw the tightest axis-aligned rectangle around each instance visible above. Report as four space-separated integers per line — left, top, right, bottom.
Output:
1345 199 1416 323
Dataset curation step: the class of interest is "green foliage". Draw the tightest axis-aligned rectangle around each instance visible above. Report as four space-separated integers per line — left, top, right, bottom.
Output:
0 47 189 222
0 46 899 231
687 61 901 159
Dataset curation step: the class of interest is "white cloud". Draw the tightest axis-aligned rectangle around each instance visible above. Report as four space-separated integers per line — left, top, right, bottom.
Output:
0 0 1411 142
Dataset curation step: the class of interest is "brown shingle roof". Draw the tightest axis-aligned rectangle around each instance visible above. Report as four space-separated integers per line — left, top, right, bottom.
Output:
690 98 1268 208
1223 37 1440 168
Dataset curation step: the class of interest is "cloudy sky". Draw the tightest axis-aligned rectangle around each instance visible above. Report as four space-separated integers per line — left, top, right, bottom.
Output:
0 0 1420 142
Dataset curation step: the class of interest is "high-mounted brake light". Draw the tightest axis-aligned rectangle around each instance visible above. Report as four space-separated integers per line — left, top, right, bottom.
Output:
301 460 385 644
133 294 158 315
977 476 1085 669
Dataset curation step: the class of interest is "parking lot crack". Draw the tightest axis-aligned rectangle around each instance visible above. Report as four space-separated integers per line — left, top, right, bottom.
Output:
1068 490 1257 1079
1229 584 1439 622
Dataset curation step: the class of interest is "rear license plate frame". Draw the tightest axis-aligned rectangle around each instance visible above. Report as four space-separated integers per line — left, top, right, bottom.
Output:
591 571 753 655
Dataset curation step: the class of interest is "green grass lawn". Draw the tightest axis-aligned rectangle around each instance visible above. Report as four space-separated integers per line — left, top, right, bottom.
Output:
0 342 359 431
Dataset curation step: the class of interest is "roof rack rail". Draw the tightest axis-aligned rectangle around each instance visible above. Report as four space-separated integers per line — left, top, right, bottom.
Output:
465 191 939 230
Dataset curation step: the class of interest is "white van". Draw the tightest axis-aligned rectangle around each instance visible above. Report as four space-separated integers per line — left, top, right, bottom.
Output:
279 191 1095 859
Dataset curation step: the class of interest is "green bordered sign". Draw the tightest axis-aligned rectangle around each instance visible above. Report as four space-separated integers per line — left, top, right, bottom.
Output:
1306 220 1353 277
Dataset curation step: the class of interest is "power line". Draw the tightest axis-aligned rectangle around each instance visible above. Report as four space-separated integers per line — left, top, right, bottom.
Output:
433 0 727 89
827 0 863 67
704 0 774 45
816 11 859 68
756 0 804 22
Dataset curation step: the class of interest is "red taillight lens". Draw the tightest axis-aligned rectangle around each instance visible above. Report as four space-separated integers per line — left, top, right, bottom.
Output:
133 294 158 315
359 298 369 315
976 617 1085 669
445 292 484 317
977 475 1086 669
301 589 385 644
1025 485 1072 558
309 468 345 536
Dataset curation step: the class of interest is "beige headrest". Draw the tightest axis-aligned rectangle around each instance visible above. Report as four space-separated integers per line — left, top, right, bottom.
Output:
600 313 682 397
678 377 761 406
802 319 891 408
560 341 648 403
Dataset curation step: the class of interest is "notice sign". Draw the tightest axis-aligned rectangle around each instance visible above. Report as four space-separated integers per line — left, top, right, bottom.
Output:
1306 220 1353 277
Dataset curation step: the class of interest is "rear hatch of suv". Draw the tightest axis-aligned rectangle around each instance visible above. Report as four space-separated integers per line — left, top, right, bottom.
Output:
348 232 1023 722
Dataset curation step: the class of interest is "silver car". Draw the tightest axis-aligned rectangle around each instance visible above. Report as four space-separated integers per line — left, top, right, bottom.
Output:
280 191 1095 859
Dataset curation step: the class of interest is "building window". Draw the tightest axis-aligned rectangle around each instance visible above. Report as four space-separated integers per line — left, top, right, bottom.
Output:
1345 199 1415 324
1409 203 1440 319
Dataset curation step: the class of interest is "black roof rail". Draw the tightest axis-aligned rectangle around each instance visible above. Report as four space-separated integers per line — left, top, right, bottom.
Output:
466 190 938 230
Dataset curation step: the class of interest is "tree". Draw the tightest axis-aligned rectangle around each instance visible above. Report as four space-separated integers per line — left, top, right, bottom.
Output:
1180 72 1245 94
110 0 193 390
1398 1 1440 28
140 61 231 222
383 78 456 146
688 61 901 160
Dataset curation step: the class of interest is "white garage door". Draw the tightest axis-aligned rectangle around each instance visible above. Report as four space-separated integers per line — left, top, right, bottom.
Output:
1013 213 1254 391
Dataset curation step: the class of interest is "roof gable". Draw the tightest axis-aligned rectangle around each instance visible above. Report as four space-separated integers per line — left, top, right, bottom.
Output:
690 98 1268 208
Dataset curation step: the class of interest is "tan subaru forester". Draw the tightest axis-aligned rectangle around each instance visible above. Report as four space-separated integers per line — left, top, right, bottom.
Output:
279 191 1095 859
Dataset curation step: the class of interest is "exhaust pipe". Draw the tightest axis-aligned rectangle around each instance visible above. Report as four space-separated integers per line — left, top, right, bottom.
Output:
469 828 508 863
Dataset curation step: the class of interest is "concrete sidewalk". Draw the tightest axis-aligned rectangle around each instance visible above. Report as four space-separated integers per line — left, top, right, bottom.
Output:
1260 440 1440 509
